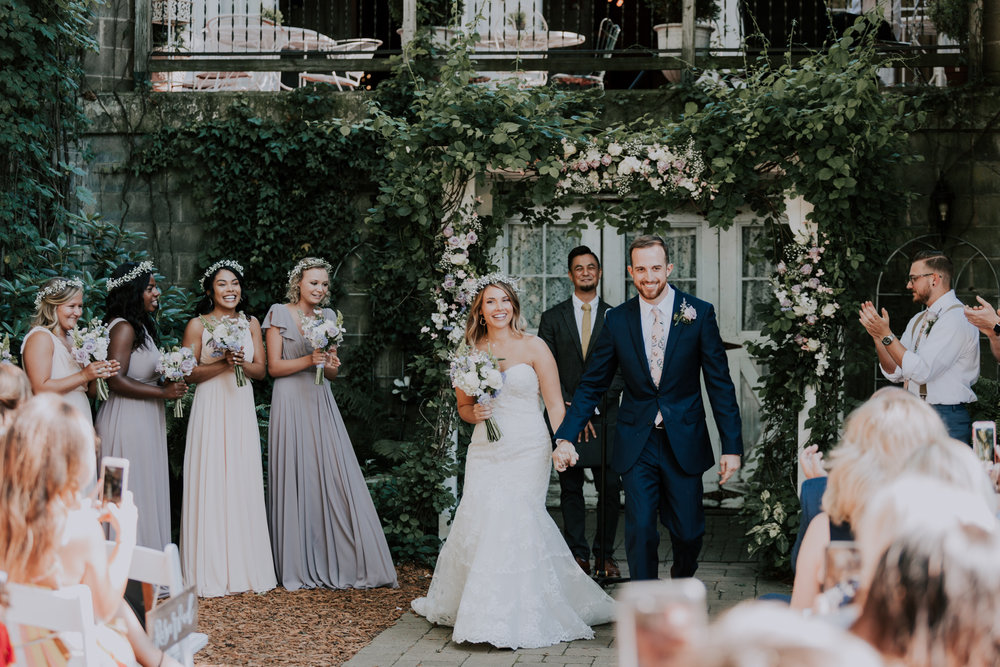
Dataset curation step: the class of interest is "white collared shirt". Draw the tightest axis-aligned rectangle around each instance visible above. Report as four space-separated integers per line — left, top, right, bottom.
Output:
571 293 599 343
638 285 676 370
881 289 980 405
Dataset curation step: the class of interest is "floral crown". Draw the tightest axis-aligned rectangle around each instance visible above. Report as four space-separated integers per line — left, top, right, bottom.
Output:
107 261 155 291
203 259 244 282
34 278 84 308
287 257 332 281
470 272 520 298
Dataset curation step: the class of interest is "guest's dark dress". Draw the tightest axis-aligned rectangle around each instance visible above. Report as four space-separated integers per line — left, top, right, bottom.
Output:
791 477 852 571
263 304 397 590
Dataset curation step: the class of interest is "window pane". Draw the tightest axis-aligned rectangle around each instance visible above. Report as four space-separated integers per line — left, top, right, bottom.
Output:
519 276 544 329
509 225 544 275
741 226 772 331
506 223 576 329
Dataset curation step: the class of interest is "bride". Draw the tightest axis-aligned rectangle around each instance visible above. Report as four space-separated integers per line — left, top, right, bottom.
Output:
411 274 615 650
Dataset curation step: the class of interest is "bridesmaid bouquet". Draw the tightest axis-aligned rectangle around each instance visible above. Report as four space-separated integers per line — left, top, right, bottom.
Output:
1 334 13 365
156 346 197 417
299 309 345 385
204 315 250 387
449 343 505 443
70 318 111 401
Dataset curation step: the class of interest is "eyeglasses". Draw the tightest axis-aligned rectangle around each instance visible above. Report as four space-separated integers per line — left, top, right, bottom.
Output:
907 272 935 284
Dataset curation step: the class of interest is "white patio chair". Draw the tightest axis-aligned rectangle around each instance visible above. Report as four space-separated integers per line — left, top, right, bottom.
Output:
4 581 102 666
298 38 382 91
201 13 286 90
550 18 621 90
105 542 208 667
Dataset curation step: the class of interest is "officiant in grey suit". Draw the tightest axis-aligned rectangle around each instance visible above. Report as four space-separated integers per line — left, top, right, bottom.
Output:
538 246 623 577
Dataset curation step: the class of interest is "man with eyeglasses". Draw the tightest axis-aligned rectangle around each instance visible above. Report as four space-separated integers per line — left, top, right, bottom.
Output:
858 249 979 444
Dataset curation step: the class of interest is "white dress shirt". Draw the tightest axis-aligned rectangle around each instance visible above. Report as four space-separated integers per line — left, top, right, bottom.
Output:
638 285 676 375
571 293 600 343
881 290 980 405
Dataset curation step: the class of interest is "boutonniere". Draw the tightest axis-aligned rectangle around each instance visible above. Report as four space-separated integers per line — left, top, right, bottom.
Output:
923 311 939 336
673 298 697 325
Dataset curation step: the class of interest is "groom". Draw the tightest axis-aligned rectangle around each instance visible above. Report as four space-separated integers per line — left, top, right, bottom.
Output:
553 235 743 580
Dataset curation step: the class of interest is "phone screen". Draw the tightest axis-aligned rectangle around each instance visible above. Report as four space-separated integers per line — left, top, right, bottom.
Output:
972 421 997 465
101 464 125 504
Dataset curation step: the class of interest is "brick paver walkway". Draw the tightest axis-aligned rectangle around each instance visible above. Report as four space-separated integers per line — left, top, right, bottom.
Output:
345 509 790 666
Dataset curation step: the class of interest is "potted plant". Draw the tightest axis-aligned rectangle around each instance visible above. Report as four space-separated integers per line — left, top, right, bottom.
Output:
643 0 719 80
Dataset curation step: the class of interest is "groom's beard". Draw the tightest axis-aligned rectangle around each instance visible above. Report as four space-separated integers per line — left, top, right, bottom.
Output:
577 283 597 294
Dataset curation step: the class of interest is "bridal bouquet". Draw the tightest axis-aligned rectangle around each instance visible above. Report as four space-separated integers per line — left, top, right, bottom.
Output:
299 309 345 385
203 315 250 387
70 318 111 400
156 346 197 417
449 343 504 443
1 334 13 365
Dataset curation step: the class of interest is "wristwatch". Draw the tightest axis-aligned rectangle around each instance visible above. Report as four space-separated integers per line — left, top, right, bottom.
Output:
993 322 1000 337
881 333 895 346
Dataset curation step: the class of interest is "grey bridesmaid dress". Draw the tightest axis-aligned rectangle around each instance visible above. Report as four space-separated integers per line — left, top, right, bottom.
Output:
263 304 397 590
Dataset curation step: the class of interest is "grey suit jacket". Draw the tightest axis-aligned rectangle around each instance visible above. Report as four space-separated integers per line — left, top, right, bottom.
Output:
537 296 621 467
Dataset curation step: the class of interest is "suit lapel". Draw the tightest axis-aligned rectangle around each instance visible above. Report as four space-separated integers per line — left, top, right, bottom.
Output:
660 288 686 374
558 299 584 362
625 298 653 386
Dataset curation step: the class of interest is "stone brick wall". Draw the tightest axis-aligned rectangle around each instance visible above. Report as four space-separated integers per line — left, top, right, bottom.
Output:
84 0 135 93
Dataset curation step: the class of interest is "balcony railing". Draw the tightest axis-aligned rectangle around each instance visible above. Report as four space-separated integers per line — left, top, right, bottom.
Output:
137 0 974 91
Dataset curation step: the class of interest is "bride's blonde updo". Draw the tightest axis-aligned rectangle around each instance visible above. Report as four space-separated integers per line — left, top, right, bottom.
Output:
286 257 334 306
464 275 525 345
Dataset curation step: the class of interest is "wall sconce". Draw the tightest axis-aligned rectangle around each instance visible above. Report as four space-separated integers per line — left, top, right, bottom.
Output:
929 176 954 240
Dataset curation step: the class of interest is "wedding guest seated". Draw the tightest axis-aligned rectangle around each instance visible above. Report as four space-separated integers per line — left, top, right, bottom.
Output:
0 395 180 666
790 388 948 609
693 601 884 667
0 364 31 433
852 477 1000 667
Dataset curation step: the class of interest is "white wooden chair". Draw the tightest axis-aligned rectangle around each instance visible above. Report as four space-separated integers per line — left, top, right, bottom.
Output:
297 38 382 91
105 542 208 667
4 582 102 666
550 18 621 90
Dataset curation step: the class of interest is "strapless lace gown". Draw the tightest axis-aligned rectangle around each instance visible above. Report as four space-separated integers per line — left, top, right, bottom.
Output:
411 364 615 650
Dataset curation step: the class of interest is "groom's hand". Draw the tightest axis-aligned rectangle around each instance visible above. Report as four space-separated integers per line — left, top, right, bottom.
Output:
719 454 741 485
552 439 579 472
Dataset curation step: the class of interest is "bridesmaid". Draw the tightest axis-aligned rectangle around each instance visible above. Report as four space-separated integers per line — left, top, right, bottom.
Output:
180 259 276 597
21 276 119 425
95 261 186 551
263 257 396 590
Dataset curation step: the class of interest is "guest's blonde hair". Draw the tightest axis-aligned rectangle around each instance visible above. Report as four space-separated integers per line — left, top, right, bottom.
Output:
30 277 83 333
0 394 96 583
822 387 948 526
0 364 32 425
694 601 884 667
854 518 1000 667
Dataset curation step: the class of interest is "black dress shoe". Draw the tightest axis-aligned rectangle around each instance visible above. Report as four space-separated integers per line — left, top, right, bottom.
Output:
596 558 620 578
574 557 591 575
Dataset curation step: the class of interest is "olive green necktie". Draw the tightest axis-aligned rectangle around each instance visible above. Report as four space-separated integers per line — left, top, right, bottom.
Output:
581 303 592 358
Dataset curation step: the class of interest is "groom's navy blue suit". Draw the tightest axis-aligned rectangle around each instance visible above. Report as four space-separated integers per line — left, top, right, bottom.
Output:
554 288 743 580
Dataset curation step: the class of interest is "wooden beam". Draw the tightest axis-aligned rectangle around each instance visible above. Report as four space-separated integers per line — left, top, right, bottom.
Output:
134 0 151 81
147 52 965 74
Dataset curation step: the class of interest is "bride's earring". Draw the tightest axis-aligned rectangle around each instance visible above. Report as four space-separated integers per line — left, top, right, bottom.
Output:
479 315 486 326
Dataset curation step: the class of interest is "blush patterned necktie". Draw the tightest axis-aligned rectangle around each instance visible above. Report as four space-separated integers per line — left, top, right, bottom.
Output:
581 303 592 358
649 307 665 387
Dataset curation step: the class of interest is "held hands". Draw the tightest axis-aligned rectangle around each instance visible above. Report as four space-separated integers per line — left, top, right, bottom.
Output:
552 440 579 472
964 295 1000 334
83 359 120 382
799 444 827 479
858 301 891 340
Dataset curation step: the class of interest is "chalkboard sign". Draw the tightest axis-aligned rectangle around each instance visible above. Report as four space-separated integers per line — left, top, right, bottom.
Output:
146 586 198 650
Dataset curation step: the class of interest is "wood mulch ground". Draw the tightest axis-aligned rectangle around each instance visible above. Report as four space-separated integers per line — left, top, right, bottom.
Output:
193 563 432 667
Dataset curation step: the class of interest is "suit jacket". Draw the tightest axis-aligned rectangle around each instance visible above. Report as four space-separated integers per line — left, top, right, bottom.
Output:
554 289 744 476
537 296 621 467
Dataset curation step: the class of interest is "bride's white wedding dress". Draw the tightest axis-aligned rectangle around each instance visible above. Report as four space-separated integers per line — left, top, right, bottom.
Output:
411 363 615 649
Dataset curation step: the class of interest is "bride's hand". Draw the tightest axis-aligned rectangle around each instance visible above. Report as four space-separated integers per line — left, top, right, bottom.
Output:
470 403 492 423
552 440 579 472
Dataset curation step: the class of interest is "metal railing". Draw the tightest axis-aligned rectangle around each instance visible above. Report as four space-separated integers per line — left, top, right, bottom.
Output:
137 0 973 91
